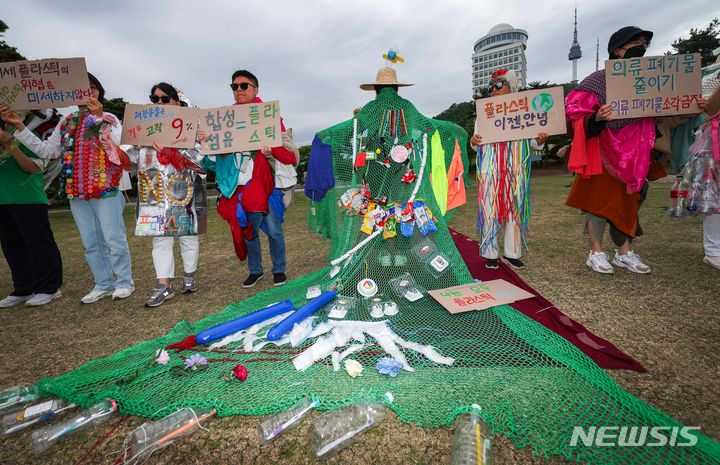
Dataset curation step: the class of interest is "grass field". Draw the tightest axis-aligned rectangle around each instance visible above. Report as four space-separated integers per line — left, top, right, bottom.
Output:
0 172 718 465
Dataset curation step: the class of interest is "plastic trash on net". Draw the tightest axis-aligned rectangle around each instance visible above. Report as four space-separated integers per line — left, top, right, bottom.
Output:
258 397 319 444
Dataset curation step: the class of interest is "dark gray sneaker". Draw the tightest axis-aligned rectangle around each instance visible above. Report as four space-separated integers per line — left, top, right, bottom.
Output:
182 274 197 293
144 286 175 308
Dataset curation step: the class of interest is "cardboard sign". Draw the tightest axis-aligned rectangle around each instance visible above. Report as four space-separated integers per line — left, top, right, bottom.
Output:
0 57 91 110
121 104 200 149
475 86 566 144
428 279 534 314
198 100 282 155
605 53 702 118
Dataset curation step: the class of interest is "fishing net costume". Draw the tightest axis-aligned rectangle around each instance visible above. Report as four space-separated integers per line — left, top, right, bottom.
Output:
39 88 719 464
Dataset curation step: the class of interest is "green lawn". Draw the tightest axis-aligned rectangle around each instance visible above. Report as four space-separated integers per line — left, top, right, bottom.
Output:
0 172 718 464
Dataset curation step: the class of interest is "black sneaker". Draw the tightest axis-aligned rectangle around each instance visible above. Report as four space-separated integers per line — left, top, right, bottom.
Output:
242 273 264 288
503 256 525 269
182 273 197 293
273 273 287 286
485 258 499 269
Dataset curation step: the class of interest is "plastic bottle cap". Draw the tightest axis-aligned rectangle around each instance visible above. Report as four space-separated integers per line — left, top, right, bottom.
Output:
357 279 378 297
383 301 398 316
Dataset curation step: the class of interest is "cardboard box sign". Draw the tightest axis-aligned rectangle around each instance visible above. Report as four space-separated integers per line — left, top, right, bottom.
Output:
0 57 91 110
198 100 282 155
475 86 566 145
605 53 702 118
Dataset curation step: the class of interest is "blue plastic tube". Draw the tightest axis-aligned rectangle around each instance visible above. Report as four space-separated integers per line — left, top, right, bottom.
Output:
196 300 295 344
266 291 338 341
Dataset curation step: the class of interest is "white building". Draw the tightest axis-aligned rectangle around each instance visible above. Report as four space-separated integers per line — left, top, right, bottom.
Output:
472 23 528 96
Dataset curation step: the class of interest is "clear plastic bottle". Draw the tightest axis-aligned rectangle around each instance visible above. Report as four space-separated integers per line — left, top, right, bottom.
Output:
0 384 41 414
309 393 392 458
669 176 688 218
259 397 318 443
127 407 215 463
31 399 117 454
2 399 75 435
450 407 493 465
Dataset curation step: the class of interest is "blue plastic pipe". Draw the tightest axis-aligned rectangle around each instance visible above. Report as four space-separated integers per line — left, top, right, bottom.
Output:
196 300 295 344
266 291 338 341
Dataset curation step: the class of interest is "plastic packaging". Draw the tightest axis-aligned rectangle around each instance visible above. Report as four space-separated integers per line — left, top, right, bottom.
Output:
2 399 75 435
126 407 215 463
31 399 117 454
0 384 42 414
389 273 424 302
450 407 493 465
258 397 318 444
309 393 392 458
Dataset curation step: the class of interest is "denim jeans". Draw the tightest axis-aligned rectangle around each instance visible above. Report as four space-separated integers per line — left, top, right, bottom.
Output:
245 209 286 275
69 194 133 290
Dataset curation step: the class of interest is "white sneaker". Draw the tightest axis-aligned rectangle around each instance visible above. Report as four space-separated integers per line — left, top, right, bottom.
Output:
0 294 33 308
703 255 720 270
112 286 135 300
612 250 651 274
586 251 614 274
26 291 62 306
81 288 114 304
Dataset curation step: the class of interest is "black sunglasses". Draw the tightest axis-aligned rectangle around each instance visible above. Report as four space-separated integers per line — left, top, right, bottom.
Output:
489 81 506 92
149 94 172 104
230 82 256 91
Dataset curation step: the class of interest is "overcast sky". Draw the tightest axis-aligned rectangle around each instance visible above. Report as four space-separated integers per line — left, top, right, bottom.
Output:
3 0 719 144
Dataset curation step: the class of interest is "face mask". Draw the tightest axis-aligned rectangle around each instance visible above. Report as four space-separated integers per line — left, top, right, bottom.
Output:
623 45 646 58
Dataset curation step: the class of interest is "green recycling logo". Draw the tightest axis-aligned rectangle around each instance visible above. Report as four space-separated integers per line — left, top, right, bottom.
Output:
532 93 554 112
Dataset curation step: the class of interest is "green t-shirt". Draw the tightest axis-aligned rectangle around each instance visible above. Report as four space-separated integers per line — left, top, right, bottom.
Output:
0 143 48 205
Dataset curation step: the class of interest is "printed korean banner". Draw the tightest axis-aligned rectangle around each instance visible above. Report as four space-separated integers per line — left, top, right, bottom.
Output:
121 104 200 149
605 53 702 118
428 279 534 314
135 169 207 237
475 86 566 144
0 57 91 110
198 100 282 155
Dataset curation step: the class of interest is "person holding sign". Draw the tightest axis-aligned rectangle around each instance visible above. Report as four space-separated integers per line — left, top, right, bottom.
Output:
200 70 297 288
565 27 705 274
470 69 548 270
0 73 135 303
122 83 205 307
0 112 63 308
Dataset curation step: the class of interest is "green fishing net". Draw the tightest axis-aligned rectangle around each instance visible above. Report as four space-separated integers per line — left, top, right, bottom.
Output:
39 88 719 464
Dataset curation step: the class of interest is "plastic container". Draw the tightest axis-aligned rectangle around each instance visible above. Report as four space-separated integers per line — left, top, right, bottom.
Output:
2 399 75 435
450 407 493 465
309 393 392 458
127 407 215 462
0 384 41 414
668 176 688 218
31 399 117 454
258 397 318 443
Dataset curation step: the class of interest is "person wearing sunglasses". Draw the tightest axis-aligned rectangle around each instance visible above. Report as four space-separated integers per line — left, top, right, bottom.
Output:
469 69 548 270
121 82 206 307
0 73 135 304
199 69 298 289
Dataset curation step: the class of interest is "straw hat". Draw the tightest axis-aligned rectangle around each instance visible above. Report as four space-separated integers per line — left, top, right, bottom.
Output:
360 67 413 91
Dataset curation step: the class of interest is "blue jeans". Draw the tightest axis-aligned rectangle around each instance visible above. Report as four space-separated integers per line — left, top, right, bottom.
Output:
70 194 133 290
245 209 286 275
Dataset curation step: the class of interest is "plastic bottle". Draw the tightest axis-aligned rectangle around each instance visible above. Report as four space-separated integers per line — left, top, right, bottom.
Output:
309 393 392 458
31 399 117 454
0 384 41 414
450 406 493 465
2 399 75 435
126 407 215 463
259 397 318 443
669 176 688 218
